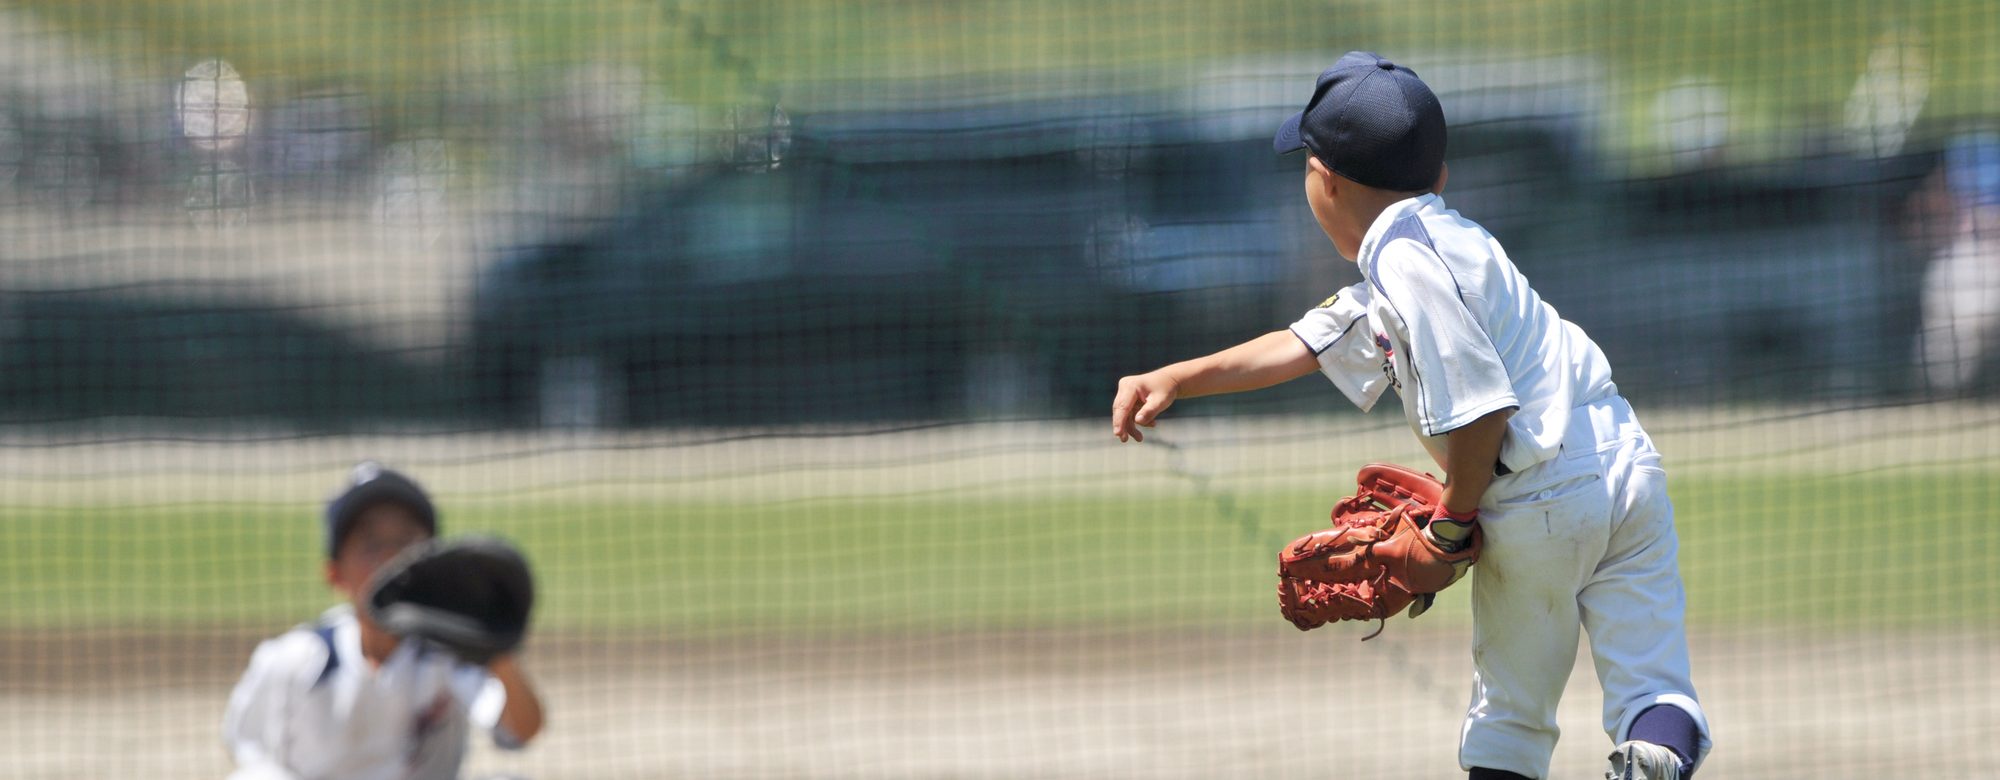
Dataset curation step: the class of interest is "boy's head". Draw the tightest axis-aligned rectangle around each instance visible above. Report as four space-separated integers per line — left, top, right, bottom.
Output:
1275 52 1448 259
323 462 438 601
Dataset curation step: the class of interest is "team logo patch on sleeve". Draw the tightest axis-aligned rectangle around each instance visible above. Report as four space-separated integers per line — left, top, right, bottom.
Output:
1316 293 1339 309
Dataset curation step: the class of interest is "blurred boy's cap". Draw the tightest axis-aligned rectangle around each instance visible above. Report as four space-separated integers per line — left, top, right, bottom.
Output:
1945 131 2000 207
1274 51 1447 193
324 461 437 558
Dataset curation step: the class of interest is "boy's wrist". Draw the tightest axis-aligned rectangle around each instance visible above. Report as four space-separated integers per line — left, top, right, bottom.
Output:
487 653 524 676
1436 480 1488 516
1433 504 1478 522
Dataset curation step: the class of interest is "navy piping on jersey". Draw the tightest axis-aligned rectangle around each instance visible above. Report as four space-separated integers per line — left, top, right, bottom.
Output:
1370 210 1473 305
1365 213 1437 297
1322 314 1367 356
1296 313 1368 357
311 623 340 689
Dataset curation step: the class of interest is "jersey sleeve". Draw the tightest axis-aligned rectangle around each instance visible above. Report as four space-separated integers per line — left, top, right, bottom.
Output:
1288 282 1390 412
1372 241 1518 435
221 636 314 778
458 666 525 750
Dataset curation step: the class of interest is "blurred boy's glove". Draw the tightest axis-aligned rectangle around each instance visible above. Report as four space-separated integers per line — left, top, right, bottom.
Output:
367 536 535 665
1276 464 1481 639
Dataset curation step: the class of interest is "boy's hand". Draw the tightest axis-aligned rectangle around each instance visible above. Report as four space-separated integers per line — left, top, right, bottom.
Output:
1109 330 1319 442
1112 370 1180 442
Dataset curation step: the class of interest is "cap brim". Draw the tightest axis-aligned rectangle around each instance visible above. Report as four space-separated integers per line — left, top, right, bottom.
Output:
1273 111 1306 155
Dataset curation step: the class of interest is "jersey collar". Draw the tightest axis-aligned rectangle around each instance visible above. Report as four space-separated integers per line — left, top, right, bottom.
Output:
315 604 364 677
319 602 431 674
1356 193 1442 271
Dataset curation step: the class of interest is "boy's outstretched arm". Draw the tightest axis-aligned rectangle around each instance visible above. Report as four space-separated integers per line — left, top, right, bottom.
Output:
1112 330 1319 442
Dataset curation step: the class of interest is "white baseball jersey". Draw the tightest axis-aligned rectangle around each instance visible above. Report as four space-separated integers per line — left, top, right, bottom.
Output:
1918 218 2000 392
1289 193 1710 777
222 605 519 780
1289 192 1618 478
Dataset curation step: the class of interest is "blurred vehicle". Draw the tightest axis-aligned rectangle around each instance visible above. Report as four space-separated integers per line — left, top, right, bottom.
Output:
470 100 1164 427
1537 155 1932 402
0 291 450 426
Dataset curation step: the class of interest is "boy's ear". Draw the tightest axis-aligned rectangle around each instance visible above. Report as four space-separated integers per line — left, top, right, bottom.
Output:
1431 162 1449 195
1307 155 1337 196
325 560 342 590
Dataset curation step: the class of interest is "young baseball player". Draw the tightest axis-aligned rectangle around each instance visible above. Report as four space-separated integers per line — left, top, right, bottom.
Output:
1111 52 1711 780
221 463 546 780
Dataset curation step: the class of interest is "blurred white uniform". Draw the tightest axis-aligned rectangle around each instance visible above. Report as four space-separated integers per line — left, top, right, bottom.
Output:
1919 214 2000 392
1290 194 1712 778
1920 134 2000 393
222 605 518 780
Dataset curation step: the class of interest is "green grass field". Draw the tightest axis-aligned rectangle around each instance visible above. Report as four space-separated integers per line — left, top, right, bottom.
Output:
4 471 1993 633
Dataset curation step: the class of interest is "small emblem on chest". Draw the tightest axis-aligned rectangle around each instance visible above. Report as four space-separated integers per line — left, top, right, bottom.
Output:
1374 333 1401 390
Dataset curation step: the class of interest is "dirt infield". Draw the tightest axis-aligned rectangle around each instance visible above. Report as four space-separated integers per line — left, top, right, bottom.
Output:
5 626 1993 779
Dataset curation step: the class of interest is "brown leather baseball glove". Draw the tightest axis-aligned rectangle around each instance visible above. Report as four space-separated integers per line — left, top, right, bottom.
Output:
1276 463 1481 639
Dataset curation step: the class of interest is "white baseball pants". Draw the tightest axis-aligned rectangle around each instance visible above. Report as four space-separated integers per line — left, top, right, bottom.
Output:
1457 395 1712 778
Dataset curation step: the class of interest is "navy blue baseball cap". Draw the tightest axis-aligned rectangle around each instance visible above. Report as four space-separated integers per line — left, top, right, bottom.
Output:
1274 52 1446 193
324 461 437 558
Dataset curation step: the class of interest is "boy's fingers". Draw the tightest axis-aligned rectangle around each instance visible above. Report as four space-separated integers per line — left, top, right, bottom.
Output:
1134 394 1169 425
1110 384 1137 440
